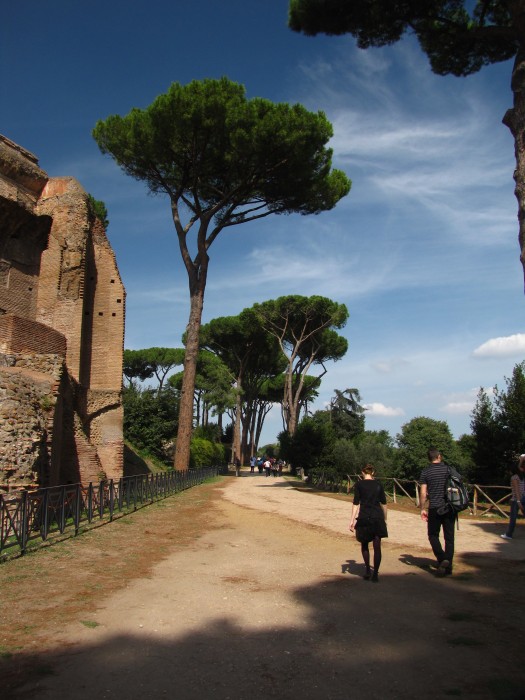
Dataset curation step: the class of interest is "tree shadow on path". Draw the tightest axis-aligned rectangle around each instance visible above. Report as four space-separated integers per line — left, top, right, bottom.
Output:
5 554 524 700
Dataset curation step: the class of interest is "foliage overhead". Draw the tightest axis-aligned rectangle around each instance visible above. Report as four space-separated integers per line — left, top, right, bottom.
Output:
288 1 525 290
169 349 237 416
123 347 184 393
93 77 351 469
288 1 518 76
252 294 349 435
93 77 351 229
123 349 154 387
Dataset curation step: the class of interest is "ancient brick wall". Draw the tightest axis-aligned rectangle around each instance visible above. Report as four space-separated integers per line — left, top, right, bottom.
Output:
0 134 125 492
0 362 62 489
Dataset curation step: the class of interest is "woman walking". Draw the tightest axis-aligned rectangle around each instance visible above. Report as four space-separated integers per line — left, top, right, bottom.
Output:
349 465 388 582
501 455 525 540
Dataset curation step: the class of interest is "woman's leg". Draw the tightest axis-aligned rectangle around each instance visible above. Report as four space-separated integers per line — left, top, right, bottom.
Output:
372 536 382 574
361 542 371 577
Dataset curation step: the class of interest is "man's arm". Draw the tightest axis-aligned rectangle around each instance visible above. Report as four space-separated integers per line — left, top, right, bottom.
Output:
420 483 428 522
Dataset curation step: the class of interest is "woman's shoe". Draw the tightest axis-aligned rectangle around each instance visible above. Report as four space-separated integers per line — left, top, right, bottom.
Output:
371 572 378 583
364 568 371 580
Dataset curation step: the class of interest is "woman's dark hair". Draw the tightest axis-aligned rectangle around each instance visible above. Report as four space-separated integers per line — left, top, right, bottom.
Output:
512 462 525 478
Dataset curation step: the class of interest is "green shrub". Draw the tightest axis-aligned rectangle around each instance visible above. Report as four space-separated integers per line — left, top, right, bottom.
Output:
123 387 178 462
189 437 225 468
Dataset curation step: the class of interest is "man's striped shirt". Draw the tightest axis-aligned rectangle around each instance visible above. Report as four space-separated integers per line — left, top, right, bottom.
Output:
419 462 449 510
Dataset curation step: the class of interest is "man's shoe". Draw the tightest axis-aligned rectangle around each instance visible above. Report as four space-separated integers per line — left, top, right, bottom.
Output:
436 559 450 577
500 534 513 540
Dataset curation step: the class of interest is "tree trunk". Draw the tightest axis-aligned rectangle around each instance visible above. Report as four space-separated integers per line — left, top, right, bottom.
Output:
174 280 206 470
283 364 294 434
247 403 257 457
232 378 242 465
503 41 525 291
285 356 315 435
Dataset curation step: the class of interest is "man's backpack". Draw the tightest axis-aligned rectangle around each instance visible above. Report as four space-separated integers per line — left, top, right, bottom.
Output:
444 466 470 515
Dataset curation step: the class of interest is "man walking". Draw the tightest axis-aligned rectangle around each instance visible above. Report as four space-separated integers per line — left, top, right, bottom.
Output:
419 448 456 577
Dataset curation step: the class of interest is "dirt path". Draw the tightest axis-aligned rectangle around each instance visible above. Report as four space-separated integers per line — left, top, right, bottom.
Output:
2 473 525 700
223 471 525 562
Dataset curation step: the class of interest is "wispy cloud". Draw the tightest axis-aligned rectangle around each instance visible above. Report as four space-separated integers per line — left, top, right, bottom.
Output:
441 400 474 415
371 358 410 374
292 39 515 251
473 333 525 358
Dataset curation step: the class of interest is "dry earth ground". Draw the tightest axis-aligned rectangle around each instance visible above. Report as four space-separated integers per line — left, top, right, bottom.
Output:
1 472 524 700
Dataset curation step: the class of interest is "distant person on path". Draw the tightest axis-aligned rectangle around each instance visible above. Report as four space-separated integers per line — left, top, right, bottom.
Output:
234 455 241 477
264 458 272 478
249 456 256 474
349 465 388 582
419 448 456 577
501 455 525 540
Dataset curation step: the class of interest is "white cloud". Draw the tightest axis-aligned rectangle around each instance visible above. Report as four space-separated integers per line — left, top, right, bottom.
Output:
364 402 405 417
441 401 474 415
473 333 525 358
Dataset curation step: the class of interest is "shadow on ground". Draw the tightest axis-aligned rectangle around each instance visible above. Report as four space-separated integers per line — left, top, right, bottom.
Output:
3 554 524 700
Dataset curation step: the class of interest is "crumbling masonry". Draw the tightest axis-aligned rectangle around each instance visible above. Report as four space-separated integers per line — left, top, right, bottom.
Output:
0 134 125 492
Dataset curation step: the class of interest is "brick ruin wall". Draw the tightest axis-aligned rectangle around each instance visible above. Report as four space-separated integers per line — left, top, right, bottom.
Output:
0 134 125 492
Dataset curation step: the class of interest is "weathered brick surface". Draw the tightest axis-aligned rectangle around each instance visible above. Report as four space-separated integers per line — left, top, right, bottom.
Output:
0 365 58 490
0 134 125 492
0 314 67 356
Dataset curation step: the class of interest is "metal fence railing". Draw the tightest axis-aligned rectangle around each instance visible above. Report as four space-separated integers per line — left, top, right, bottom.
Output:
0 466 223 559
306 470 512 518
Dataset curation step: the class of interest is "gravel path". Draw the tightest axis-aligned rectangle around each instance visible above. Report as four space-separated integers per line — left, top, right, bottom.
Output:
223 472 525 561
10 473 525 700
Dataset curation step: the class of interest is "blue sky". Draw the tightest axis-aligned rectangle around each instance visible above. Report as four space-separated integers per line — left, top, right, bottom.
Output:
2 1 523 446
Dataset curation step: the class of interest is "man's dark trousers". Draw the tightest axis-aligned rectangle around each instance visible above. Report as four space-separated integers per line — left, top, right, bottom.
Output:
427 508 455 565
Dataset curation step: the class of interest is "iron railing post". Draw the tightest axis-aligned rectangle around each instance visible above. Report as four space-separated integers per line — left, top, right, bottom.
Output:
19 490 28 555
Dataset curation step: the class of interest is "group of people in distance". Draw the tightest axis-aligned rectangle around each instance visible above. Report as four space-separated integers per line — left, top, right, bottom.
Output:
249 455 284 477
349 447 525 583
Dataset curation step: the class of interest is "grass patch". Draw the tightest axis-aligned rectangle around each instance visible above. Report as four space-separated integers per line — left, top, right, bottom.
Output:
124 441 169 475
80 620 100 628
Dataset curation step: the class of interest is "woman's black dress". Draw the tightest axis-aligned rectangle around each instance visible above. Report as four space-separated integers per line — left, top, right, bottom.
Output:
353 479 388 543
